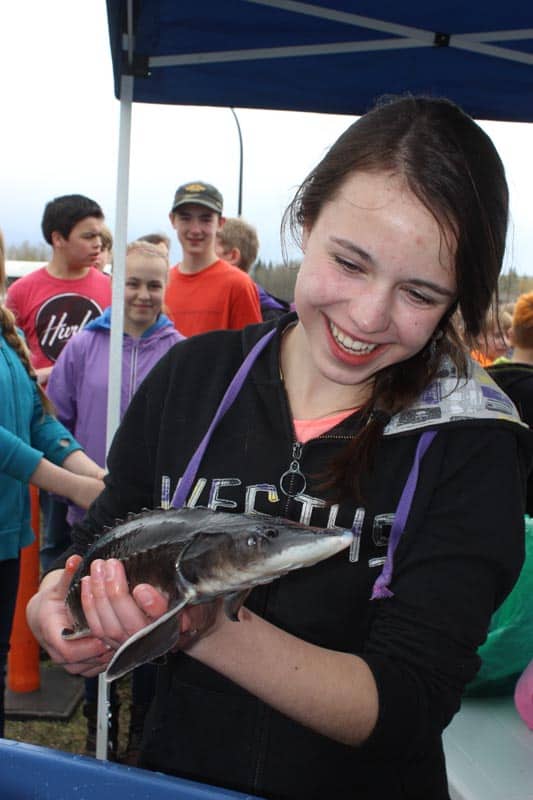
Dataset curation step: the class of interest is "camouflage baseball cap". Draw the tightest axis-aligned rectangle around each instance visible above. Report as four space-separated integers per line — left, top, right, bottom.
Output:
171 181 223 214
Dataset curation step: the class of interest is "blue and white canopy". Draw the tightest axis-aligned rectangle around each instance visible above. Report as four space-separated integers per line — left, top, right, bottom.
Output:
106 1 533 122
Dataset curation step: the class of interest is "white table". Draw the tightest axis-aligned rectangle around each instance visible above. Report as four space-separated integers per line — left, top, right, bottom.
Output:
443 697 533 799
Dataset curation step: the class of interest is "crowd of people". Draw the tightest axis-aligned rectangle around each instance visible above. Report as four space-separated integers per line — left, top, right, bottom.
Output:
1 184 266 760
1 93 532 799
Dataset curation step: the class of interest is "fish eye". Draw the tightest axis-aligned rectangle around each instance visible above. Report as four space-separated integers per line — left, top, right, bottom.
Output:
264 528 279 538
246 536 258 547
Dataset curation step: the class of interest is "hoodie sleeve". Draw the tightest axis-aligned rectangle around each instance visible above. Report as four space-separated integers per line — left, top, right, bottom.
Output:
47 336 81 433
0 383 81 481
0 424 43 482
52 350 162 567
30 380 81 465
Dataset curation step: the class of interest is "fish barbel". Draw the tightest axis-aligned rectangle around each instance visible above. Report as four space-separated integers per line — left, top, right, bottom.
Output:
63 507 353 681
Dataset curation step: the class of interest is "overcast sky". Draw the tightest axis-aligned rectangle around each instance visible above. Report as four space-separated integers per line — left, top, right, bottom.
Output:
1 1 532 272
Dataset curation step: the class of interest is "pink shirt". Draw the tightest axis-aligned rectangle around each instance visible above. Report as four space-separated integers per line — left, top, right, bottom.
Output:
6 266 111 369
293 408 357 444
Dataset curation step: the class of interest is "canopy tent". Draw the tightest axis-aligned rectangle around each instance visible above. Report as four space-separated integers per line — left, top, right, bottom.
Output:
106 0 533 122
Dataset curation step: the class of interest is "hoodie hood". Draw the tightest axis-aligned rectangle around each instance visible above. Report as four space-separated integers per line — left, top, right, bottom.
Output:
384 355 526 437
85 306 177 339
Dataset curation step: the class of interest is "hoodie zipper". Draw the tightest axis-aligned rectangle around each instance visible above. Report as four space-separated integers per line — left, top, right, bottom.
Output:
280 441 307 500
128 341 139 404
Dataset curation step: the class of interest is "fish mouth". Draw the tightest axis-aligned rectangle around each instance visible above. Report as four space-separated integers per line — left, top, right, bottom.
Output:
255 528 353 575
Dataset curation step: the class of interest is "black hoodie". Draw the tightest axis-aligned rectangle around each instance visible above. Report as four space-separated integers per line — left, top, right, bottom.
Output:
65 315 533 800
488 360 533 513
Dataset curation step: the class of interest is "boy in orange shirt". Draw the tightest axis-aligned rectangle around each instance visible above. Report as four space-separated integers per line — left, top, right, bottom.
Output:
164 181 261 336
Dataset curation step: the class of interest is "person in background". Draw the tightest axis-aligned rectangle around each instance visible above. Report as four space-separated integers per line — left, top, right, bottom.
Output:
0 228 104 739
137 232 171 258
47 240 184 762
93 224 113 273
471 306 512 366
489 291 533 513
28 96 533 800
501 300 516 319
164 181 261 335
6 194 111 386
6 194 112 570
215 216 290 321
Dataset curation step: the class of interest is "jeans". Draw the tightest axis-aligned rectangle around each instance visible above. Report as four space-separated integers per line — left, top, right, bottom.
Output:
39 493 72 572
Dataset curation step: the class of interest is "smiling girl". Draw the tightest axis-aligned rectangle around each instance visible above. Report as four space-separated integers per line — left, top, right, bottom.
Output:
28 96 532 799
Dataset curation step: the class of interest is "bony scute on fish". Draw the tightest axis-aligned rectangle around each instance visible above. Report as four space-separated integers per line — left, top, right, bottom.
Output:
62 507 353 682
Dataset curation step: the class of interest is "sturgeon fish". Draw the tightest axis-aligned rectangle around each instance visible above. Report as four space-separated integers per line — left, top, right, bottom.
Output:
63 507 353 681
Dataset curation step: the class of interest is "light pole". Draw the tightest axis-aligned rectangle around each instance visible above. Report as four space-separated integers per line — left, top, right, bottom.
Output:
230 107 243 216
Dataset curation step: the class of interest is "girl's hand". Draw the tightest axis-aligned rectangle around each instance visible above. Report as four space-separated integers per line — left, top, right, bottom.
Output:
26 557 113 677
80 558 169 650
70 475 105 509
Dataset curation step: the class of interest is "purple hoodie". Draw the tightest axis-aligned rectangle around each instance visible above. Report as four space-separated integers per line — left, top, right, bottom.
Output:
47 307 184 523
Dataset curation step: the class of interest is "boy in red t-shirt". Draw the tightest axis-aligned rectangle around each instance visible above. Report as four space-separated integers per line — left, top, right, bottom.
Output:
7 194 111 385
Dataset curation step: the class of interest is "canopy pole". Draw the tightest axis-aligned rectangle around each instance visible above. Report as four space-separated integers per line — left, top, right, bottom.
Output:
105 74 132 444
230 108 244 216
96 72 134 762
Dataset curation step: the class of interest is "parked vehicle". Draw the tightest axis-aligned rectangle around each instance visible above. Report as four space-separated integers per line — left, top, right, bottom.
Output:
4 261 46 290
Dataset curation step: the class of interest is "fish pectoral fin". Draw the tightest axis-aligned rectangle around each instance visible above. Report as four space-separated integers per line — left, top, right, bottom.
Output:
105 604 184 682
223 589 251 622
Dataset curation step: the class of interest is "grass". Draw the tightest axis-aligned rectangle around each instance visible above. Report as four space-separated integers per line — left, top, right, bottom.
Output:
5 662 133 759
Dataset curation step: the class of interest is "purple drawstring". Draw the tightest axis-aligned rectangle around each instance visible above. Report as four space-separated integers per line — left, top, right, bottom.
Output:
371 429 437 599
171 329 276 509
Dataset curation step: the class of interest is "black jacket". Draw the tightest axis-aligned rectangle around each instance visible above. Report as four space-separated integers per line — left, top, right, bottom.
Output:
488 360 533 514
67 316 533 800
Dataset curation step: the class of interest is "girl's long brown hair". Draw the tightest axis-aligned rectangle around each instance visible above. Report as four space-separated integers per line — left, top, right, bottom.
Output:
0 230 54 415
283 95 509 501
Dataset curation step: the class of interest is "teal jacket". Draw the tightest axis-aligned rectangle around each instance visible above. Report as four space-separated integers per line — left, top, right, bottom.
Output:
0 329 81 559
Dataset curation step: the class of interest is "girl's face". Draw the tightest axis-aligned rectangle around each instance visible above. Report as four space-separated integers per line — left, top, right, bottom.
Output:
294 170 457 397
123 253 167 337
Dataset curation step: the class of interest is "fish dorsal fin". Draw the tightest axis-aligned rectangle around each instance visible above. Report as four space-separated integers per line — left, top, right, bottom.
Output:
105 600 187 682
